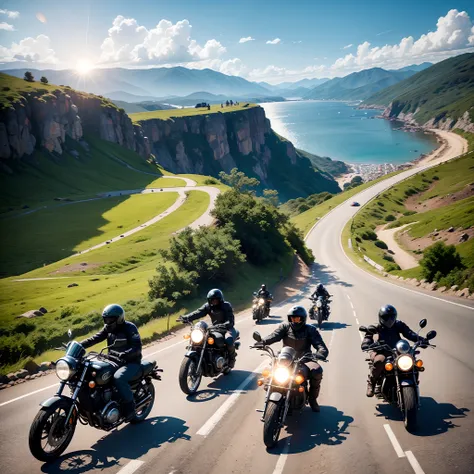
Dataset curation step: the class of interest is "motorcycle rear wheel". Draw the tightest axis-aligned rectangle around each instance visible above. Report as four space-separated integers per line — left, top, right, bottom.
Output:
263 400 283 448
402 385 417 432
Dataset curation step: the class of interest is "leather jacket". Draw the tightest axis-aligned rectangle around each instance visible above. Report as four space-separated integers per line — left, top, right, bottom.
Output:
185 301 235 330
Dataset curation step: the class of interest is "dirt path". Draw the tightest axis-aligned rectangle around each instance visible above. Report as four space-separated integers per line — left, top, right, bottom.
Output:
377 223 419 270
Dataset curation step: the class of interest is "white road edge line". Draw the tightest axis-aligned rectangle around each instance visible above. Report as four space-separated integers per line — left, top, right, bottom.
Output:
117 460 145 474
346 294 351 301
272 436 292 474
405 450 426 474
383 424 405 458
349 301 354 310
0 383 59 408
355 318 359 324
197 361 266 436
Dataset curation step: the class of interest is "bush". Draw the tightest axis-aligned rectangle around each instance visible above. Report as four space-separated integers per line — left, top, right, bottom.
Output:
24 71 34 82
148 265 198 301
432 175 439 180
383 255 395 262
40 76 49 84
359 229 377 241
375 240 388 250
204 178 219 185
385 263 401 272
60 306 78 319
403 210 417 216
420 241 464 282
385 214 396 222
284 223 314 265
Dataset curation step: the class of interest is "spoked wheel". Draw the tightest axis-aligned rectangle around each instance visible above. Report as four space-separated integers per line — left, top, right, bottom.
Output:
263 400 283 448
29 402 77 462
131 383 155 424
402 386 417 432
179 357 202 395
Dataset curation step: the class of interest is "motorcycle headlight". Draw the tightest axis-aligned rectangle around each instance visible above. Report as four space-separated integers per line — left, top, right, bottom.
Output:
274 367 290 384
259 298 265 305
55 359 75 381
191 329 204 344
316 301 322 308
397 355 414 372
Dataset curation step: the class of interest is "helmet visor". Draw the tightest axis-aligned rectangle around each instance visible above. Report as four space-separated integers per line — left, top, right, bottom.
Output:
103 316 117 325
210 298 220 306
289 316 302 323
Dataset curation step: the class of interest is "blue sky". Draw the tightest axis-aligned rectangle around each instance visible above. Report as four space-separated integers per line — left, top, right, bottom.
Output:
1 0 473 83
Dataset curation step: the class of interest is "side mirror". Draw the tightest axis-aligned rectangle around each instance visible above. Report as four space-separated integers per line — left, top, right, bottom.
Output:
368 324 378 335
253 292 257 296
253 331 262 342
359 326 368 332
419 319 427 329
426 330 437 340
67 329 73 340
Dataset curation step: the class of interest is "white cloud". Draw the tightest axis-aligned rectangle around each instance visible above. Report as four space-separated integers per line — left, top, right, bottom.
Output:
100 16 226 65
266 38 281 45
0 34 58 64
219 58 246 76
0 22 14 31
342 43 353 49
239 36 254 43
332 9 474 72
293 40 302 44
248 63 328 83
0 9 19 19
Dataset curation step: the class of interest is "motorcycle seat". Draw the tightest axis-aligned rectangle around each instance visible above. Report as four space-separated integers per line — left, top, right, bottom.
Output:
130 360 156 382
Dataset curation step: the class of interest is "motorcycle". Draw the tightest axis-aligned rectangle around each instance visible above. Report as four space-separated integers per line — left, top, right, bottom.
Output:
177 319 241 394
309 295 331 328
29 330 162 462
359 318 436 432
251 331 327 448
252 292 272 323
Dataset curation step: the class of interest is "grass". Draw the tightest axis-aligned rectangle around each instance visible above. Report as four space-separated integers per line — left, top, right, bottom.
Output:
292 170 403 236
454 129 474 152
130 103 257 122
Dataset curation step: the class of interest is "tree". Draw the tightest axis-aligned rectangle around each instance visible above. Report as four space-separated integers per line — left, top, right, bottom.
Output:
148 265 197 301
40 76 49 84
218 168 260 193
420 241 464 282
263 189 279 208
24 71 34 82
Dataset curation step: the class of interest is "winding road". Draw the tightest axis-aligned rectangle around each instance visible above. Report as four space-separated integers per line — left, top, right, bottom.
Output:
1 137 473 474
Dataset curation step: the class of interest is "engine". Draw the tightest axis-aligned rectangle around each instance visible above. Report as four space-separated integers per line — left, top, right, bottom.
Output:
101 401 120 426
214 355 226 370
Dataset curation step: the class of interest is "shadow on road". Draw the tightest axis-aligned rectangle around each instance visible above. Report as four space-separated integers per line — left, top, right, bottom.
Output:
268 405 354 454
375 397 469 436
319 322 351 331
311 263 353 288
41 416 190 473
254 318 281 326
186 369 258 403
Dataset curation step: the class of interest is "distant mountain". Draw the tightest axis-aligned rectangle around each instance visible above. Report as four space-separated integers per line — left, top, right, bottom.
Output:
364 53 474 129
105 91 161 102
395 62 432 73
3 66 271 99
275 78 330 90
110 99 175 114
304 67 416 101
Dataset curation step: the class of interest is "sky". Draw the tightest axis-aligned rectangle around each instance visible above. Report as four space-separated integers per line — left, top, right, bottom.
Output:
0 0 473 84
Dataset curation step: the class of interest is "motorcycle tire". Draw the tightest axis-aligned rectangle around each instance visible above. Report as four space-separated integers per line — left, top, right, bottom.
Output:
29 401 77 462
179 357 202 395
263 400 283 448
317 310 323 329
130 382 155 424
402 385 417 432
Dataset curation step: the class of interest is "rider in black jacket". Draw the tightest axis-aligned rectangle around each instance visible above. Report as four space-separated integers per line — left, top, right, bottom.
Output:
361 305 426 397
182 289 238 367
257 284 272 313
310 283 330 319
258 306 328 412
80 304 142 419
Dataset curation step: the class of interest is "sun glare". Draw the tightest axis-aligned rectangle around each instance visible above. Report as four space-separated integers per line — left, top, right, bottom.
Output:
76 59 93 75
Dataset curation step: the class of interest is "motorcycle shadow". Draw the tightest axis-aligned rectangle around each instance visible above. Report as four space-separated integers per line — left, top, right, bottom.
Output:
186 369 259 403
40 416 190 474
268 405 354 454
318 322 351 331
375 397 469 436
254 318 280 325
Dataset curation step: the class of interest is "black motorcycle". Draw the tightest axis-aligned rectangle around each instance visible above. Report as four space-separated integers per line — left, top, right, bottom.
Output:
29 332 162 462
177 319 241 395
360 319 436 432
252 292 272 323
251 331 327 448
309 295 331 328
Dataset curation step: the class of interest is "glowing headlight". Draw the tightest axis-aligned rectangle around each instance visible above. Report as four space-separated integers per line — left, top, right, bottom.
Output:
55 359 74 381
274 367 290 384
259 298 265 305
397 355 414 371
316 300 322 308
191 329 204 344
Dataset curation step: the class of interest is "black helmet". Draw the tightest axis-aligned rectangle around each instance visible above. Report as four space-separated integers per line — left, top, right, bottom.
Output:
287 305 307 330
316 283 324 292
378 305 397 328
102 304 125 332
207 289 224 307
261 284 266 291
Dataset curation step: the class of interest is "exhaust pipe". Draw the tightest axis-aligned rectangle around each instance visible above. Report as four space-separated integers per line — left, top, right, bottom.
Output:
136 393 152 409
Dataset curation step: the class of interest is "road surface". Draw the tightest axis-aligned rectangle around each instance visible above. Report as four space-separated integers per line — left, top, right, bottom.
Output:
1 156 473 474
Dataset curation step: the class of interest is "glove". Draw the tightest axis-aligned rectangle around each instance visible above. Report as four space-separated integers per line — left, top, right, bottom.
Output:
361 344 370 351
253 341 265 348
178 315 189 323
419 337 429 346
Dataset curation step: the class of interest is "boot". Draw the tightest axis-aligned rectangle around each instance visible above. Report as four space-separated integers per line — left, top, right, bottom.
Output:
228 348 236 368
309 384 321 412
366 381 375 398
122 401 136 422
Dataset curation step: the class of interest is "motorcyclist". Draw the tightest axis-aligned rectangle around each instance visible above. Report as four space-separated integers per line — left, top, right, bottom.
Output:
310 283 330 319
256 284 272 314
182 289 238 368
361 304 427 397
80 304 142 420
256 305 328 412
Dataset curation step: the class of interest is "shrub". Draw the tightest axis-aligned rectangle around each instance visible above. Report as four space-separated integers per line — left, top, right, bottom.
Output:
432 175 439 180
377 201 385 207
375 240 388 250
2 86 10 91
385 263 401 272
385 214 396 222
40 76 49 84
12 321 36 336
383 255 395 262
24 71 34 82
403 210 417 216
148 265 198 301
420 241 464 282
284 223 314 265
60 306 78 319
359 229 377 241
204 178 219 185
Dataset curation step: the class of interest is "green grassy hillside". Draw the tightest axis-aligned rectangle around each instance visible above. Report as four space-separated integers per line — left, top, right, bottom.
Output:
364 53 474 124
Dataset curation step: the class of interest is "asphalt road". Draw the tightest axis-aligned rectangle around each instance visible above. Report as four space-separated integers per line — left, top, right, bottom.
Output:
1 162 473 474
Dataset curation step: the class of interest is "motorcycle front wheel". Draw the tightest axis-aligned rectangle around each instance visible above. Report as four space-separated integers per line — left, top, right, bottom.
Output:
402 385 417 432
179 357 202 395
29 402 77 462
263 400 283 448
317 310 323 329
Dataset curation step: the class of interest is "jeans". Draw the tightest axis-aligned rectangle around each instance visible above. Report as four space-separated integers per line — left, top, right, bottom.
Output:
114 363 141 403
301 361 323 398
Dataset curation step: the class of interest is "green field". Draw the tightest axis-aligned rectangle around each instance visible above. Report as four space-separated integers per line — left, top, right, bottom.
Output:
130 103 257 122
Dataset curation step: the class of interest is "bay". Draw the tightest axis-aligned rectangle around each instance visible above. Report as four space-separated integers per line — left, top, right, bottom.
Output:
261 100 438 165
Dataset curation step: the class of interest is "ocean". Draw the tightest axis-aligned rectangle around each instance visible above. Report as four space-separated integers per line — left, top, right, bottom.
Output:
261 100 438 165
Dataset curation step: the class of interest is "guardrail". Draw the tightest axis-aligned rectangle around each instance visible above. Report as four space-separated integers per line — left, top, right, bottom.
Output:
363 255 384 271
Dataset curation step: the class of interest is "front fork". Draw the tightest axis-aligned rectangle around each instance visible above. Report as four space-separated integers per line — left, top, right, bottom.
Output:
61 362 89 427
195 340 208 375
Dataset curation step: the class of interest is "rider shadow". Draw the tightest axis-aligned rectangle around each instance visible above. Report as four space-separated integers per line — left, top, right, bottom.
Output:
41 416 190 474
375 397 469 436
310 263 353 288
186 369 258 403
269 405 354 454
318 322 351 331
255 318 281 325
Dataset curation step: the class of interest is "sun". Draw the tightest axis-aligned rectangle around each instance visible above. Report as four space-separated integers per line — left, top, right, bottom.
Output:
76 59 93 75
